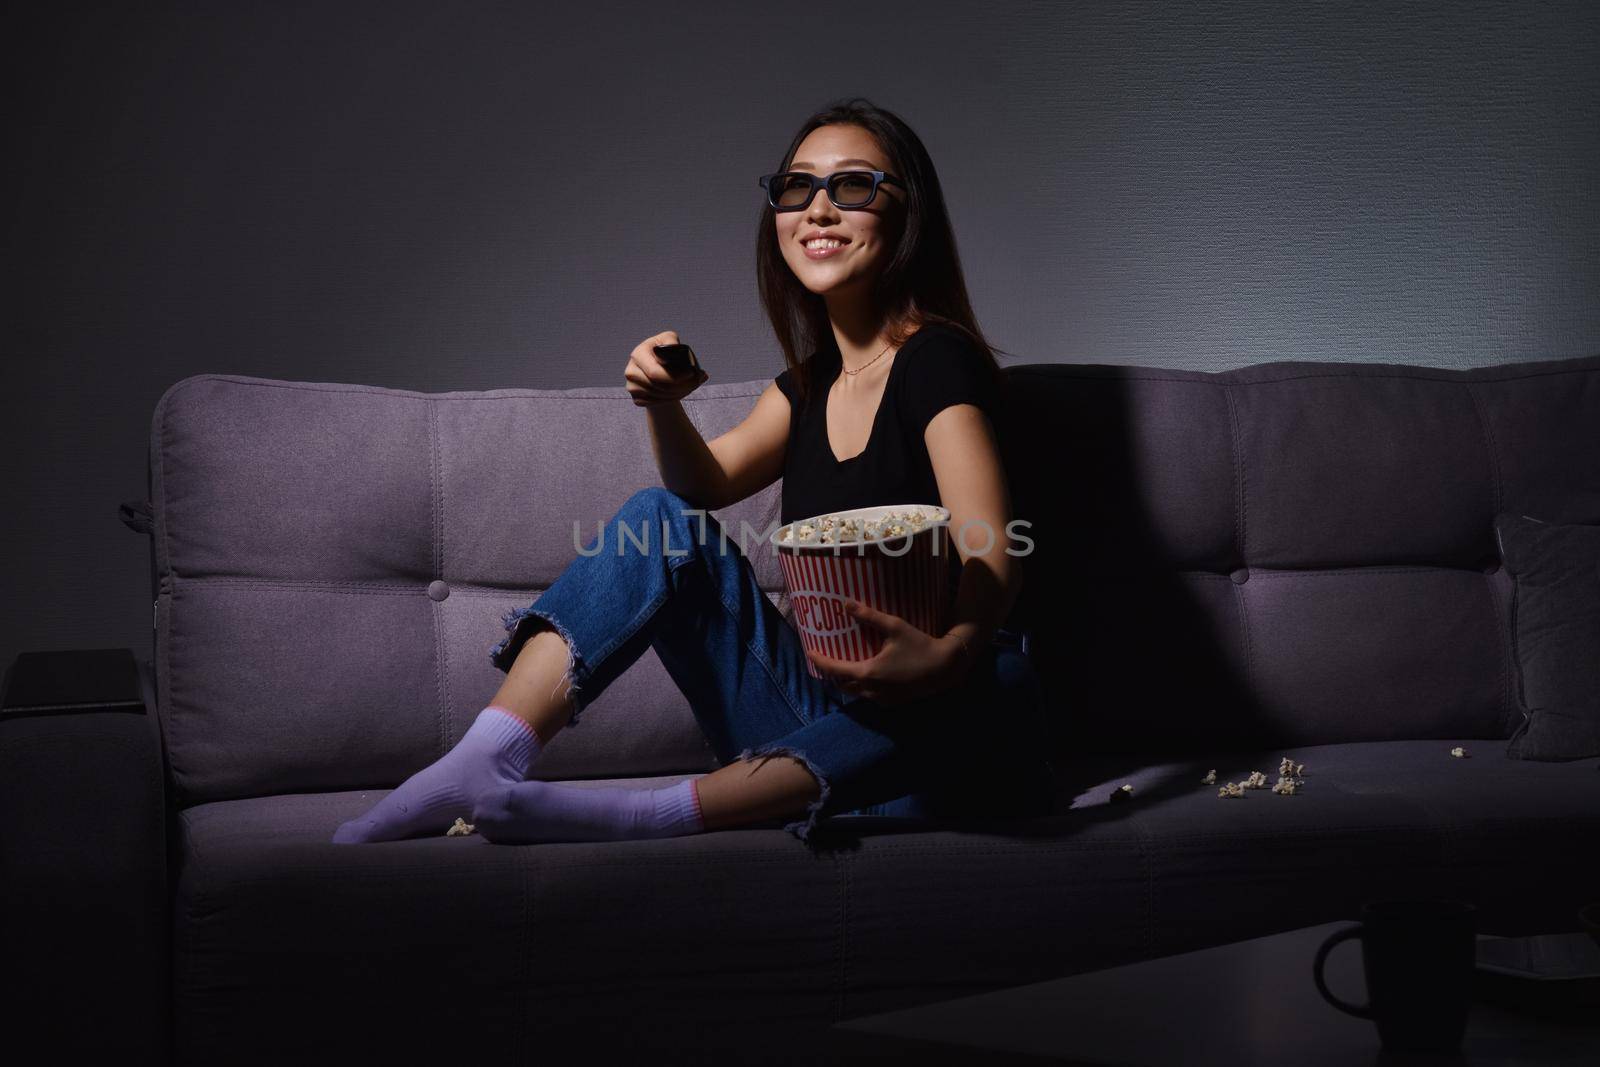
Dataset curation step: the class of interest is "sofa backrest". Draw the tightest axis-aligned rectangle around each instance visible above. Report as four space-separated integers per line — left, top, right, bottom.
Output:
150 376 782 806
995 354 1600 756
149 356 1600 805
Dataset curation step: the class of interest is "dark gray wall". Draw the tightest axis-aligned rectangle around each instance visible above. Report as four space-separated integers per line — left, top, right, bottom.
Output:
6 0 1597 670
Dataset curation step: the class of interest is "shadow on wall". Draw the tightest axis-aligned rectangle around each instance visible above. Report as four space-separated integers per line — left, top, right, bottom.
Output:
994 366 1275 803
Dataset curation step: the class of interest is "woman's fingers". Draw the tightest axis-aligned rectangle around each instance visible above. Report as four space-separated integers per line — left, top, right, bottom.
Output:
845 600 903 634
626 364 678 398
638 355 678 389
626 352 706 405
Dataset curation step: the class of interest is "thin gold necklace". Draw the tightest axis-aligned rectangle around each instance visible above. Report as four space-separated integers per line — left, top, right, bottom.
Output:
840 340 893 376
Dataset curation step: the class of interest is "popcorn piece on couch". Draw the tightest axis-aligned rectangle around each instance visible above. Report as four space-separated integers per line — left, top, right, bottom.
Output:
1450 746 1468 758
1202 769 1217 785
1271 776 1299 795
1218 782 1246 798
1242 770 1269 789
446 817 476 836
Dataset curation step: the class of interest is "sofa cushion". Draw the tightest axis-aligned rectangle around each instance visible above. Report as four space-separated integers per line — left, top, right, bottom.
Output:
170 738 1600 1061
1495 512 1600 760
151 375 777 804
173 772 841 1062
997 355 1600 755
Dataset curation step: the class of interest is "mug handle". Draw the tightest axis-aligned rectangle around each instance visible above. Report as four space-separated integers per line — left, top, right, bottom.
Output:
1313 925 1374 1019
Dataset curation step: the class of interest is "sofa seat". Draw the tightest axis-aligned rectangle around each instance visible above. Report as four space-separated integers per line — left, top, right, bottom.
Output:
172 738 1600 1063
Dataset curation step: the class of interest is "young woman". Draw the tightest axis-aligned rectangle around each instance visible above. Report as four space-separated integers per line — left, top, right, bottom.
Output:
334 97 1054 849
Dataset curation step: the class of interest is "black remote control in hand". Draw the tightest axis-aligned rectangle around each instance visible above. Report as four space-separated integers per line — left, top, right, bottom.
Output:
652 343 701 377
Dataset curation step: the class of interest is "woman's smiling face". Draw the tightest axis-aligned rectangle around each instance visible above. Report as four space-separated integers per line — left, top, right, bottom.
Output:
775 124 905 297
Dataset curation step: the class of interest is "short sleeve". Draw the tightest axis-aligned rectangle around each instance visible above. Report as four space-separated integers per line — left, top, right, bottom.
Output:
900 331 998 437
775 350 824 412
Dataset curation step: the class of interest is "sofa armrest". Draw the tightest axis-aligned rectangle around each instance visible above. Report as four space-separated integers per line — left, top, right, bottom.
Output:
1 648 171 1061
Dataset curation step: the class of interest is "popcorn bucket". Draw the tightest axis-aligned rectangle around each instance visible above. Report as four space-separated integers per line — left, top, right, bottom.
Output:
771 505 952 680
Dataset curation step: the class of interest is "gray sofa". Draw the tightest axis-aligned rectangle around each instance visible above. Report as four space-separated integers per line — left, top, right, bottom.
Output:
4 352 1598 1063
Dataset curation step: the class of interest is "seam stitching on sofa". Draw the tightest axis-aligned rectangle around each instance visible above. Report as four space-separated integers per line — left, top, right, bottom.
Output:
1505 572 1528 746
170 591 205 808
434 598 452 752
179 375 768 401
429 399 448 757
1473 549 1514 740
1224 383 1248 563
1463 382 1505 518
1223 383 1254 692
1489 575 1512 739
170 828 1454 874
1464 381 1515 737
1234 580 1254 695
1235 567 1486 578
157 360 1600 412
156 390 180 801
169 578 433 592
183 830 1460 878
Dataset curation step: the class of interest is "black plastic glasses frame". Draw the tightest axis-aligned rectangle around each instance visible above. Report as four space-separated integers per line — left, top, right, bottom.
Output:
757 170 906 212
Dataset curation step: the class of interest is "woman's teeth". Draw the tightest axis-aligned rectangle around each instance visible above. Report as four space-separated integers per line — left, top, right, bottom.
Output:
802 238 848 260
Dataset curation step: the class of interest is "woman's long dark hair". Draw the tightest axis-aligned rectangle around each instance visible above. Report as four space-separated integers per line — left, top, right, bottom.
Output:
755 96 1012 410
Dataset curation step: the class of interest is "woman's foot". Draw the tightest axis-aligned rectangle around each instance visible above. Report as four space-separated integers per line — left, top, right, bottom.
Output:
471 778 703 843
333 707 541 843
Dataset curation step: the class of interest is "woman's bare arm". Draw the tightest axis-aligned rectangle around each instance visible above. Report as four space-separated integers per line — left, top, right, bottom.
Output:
645 400 724 507
649 382 790 510
924 403 1021 675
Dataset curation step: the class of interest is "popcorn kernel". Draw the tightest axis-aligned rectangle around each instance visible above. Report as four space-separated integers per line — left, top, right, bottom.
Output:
779 508 939 547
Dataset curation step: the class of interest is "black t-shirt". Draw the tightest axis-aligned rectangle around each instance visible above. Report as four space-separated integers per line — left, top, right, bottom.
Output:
773 323 1001 596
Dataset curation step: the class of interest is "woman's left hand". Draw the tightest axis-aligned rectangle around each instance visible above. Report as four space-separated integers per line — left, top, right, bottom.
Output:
805 600 971 706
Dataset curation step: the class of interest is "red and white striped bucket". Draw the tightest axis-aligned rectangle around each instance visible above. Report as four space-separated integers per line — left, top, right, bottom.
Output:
772 504 951 680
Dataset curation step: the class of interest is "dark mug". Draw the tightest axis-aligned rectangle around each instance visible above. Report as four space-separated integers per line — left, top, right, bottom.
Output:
1312 899 1477 1053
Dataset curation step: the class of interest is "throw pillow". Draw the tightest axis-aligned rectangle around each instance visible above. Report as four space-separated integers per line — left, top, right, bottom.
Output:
1494 512 1600 761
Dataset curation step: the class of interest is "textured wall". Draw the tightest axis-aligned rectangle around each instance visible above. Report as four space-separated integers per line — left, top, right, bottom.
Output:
5 0 1596 670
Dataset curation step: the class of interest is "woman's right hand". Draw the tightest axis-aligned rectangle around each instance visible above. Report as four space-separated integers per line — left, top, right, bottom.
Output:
625 330 709 407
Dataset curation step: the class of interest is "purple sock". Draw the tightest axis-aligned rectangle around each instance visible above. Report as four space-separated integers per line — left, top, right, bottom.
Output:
471 778 704 844
333 706 540 843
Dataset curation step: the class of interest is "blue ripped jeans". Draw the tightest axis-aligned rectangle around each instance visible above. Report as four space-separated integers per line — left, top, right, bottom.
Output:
487 486 1055 847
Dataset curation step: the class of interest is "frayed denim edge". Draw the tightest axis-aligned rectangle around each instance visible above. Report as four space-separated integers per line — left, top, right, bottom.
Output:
490 605 589 729
737 744 832 846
